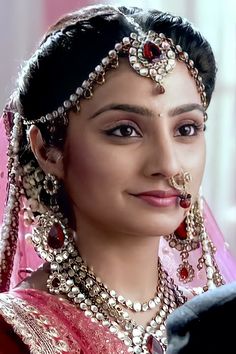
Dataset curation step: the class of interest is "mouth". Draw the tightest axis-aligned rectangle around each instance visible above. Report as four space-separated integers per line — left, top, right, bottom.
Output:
131 190 180 208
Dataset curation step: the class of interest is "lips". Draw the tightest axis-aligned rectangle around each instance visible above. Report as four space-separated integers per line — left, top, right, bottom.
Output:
132 190 180 207
135 190 180 198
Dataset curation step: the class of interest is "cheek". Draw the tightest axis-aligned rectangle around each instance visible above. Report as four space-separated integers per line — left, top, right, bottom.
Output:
63 137 134 199
64 143 107 192
185 139 206 195
194 139 206 177
174 137 206 201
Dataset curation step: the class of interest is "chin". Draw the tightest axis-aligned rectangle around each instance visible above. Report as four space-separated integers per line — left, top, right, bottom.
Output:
133 214 185 237
122 220 184 238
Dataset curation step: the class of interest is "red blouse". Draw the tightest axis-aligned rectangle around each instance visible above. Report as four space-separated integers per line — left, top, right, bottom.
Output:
0 315 30 354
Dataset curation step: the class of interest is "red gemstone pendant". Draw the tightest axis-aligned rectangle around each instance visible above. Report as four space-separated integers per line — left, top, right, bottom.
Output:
47 223 65 249
179 194 191 209
147 335 164 354
179 266 189 280
177 262 195 283
143 41 162 62
51 277 60 288
174 220 187 240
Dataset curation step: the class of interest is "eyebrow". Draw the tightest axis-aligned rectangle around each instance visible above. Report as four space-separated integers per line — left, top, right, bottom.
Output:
169 103 205 116
90 103 205 119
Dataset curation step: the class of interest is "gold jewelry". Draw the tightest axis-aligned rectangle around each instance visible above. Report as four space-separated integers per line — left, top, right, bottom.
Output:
168 171 192 191
194 197 224 290
168 171 192 208
31 211 74 263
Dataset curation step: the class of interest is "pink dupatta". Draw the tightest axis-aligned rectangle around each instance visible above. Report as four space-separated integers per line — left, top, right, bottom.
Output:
0 288 129 353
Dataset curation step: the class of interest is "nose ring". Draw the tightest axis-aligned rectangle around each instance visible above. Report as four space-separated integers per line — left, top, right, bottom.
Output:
168 171 192 208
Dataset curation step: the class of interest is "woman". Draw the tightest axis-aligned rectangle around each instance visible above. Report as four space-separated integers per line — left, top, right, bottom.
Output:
0 4 235 354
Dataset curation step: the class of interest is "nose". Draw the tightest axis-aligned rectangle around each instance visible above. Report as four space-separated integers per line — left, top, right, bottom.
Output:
143 131 180 179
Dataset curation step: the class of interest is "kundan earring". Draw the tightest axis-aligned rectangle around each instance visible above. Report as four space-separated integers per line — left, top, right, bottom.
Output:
164 202 200 283
165 171 199 283
31 173 75 292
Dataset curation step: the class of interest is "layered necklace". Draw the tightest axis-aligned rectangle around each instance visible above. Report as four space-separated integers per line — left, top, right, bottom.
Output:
47 247 187 354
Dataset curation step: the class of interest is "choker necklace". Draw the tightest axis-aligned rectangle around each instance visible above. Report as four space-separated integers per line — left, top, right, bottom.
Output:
46 249 187 354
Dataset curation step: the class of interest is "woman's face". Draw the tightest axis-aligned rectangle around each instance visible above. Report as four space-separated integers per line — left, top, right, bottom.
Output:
62 60 206 237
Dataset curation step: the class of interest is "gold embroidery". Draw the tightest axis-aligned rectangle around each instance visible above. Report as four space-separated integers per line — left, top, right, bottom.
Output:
0 293 70 354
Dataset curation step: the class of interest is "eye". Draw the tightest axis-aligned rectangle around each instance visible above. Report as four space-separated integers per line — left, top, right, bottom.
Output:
175 123 203 137
105 124 142 137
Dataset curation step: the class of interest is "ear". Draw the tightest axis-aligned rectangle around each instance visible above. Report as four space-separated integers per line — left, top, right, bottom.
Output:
28 125 64 179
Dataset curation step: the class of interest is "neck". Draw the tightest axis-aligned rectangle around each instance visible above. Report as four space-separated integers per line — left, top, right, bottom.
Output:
75 220 160 303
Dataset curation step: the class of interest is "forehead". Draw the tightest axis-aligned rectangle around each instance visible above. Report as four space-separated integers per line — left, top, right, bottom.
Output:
78 59 202 117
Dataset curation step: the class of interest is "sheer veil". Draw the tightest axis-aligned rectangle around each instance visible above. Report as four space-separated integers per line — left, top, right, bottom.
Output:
159 199 236 288
0 113 236 292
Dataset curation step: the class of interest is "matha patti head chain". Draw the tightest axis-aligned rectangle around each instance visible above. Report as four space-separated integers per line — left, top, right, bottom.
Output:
21 30 208 128
0 15 224 354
